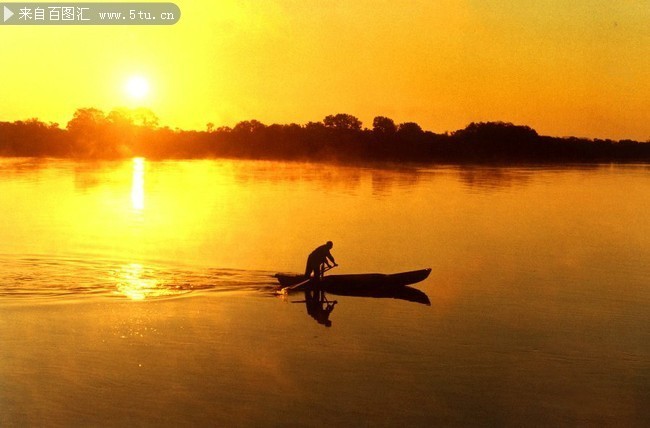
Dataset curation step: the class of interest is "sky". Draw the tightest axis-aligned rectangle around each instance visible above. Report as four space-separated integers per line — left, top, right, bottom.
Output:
1 0 649 140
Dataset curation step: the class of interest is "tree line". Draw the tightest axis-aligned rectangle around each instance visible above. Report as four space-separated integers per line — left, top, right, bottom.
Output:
1 108 648 162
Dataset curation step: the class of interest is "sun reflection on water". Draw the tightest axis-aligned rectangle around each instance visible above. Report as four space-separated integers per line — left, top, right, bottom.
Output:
115 263 174 300
131 157 145 212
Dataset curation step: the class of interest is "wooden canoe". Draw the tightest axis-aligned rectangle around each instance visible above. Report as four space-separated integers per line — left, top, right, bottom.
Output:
275 268 431 290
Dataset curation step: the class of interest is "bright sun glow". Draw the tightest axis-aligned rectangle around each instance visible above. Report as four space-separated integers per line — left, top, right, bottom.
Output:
125 76 150 100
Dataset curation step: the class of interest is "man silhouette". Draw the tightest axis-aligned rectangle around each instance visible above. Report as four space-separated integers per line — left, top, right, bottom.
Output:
305 241 337 281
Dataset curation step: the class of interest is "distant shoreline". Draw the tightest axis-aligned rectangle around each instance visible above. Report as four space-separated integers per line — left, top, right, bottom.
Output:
1 109 649 163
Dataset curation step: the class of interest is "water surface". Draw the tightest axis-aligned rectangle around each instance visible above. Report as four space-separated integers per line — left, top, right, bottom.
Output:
1 158 649 426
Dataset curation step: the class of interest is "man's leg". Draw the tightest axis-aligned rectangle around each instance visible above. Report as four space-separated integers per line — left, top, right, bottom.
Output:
305 255 315 278
305 262 312 278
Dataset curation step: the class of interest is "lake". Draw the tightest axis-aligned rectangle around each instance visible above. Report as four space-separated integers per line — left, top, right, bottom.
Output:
1 157 649 426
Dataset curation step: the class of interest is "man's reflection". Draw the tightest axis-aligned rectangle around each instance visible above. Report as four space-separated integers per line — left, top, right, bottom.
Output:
305 286 337 327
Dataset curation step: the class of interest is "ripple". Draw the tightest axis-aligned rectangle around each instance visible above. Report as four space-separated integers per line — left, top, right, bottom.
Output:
0 254 278 302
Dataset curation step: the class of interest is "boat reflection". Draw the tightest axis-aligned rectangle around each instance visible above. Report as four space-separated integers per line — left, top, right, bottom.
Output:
293 284 431 327
322 284 431 305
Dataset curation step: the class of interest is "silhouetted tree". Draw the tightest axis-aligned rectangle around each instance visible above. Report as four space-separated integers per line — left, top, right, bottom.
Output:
2 108 649 162
65 107 159 158
372 116 397 135
233 120 266 133
323 114 362 131
304 121 327 132
449 122 541 160
397 122 423 136
453 122 538 143
66 108 108 135
0 118 67 156
129 108 159 128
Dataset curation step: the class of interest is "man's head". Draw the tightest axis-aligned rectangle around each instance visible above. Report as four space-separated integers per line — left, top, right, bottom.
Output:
326 241 333 249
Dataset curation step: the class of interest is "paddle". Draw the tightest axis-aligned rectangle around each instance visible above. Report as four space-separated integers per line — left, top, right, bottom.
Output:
282 264 337 292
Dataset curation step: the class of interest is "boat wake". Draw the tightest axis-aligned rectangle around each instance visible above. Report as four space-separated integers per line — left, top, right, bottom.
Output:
0 254 278 302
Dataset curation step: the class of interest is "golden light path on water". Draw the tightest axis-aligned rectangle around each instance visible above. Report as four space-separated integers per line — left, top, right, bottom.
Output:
119 158 165 300
117 158 213 301
131 157 145 212
115 263 165 301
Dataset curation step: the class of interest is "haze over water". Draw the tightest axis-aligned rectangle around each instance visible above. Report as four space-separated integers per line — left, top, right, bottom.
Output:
1 158 649 426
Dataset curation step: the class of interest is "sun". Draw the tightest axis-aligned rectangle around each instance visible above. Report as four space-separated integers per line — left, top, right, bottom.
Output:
125 75 150 100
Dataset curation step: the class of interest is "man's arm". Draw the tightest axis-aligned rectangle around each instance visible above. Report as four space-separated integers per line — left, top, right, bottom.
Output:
326 252 336 265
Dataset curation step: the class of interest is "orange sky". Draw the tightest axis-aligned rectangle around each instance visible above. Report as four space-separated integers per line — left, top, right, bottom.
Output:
1 0 648 140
